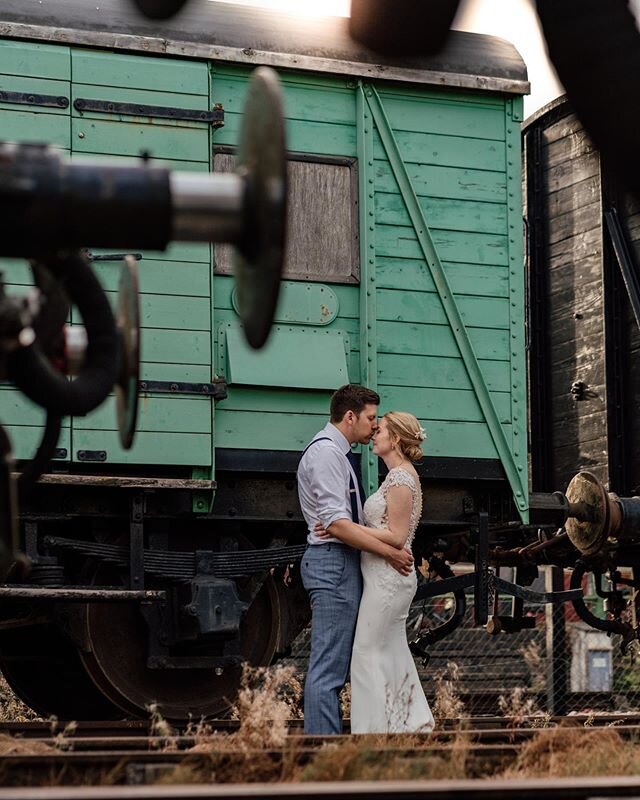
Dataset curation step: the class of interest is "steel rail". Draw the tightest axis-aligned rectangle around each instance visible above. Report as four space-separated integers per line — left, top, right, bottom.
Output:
3 775 640 799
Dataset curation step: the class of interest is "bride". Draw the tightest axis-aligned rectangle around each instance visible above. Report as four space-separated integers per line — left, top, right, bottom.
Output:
316 411 434 734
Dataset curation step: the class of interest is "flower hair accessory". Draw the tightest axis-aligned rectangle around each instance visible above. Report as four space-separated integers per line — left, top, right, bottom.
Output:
415 426 426 442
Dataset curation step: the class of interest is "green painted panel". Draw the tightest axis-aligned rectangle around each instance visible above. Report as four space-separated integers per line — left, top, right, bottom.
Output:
74 395 211 433
378 353 510 393
373 130 504 172
224 326 349 390
71 430 211 466
217 387 331 414
213 276 360 319
377 224 509 266
72 50 208 95
215 111 356 156
0 260 30 285
92 259 210 297
377 320 509 361
376 195 507 236
214 73 355 126
378 385 511 424
72 84 209 115
376 259 509 298
0 111 69 147
0 388 71 427
0 40 70 80
139 362 212 382
376 93 505 141
231 282 339 326
214 307 359 339
5 426 71 462
140 329 211 366
97 291 210 331
377 288 510 330
72 118 209 161
215 410 327 451
375 161 506 204
414 419 507 459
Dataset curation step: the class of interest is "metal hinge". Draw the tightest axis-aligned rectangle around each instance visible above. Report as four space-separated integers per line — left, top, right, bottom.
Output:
0 91 69 109
139 378 227 400
74 98 225 127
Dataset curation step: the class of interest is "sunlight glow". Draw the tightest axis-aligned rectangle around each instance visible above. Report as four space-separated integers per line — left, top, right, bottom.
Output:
210 0 350 16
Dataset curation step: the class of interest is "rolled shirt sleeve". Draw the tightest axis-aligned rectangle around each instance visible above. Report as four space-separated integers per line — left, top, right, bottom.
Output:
306 446 352 530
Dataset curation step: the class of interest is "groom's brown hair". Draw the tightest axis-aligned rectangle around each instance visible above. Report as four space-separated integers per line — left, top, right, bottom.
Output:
330 384 380 422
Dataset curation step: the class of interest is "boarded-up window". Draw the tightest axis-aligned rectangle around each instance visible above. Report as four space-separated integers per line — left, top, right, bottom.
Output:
214 148 359 283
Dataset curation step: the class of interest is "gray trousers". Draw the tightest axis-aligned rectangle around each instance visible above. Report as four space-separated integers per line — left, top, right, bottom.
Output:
300 542 363 735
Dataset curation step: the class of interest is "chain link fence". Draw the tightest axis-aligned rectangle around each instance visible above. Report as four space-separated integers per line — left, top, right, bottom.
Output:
286 566 640 719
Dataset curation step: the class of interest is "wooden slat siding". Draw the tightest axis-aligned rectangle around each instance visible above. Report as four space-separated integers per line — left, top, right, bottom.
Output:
372 130 505 172
376 223 509 265
213 68 357 157
377 288 510 330
214 153 358 283
377 353 510 393
376 259 509 297
74 396 212 433
212 66 361 443
377 321 509 360
376 195 508 236
90 259 210 297
370 85 516 466
67 48 214 466
219 386 508 423
379 386 512 424
71 431 211 466
5 427 72 463
0 388 72 428
542 111 607 488
621 192 640 491
71 50 208 95
0 40 70 79
0 46 71 147
375 161 507 203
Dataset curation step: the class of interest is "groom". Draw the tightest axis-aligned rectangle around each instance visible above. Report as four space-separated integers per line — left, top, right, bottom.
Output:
297 384 414 735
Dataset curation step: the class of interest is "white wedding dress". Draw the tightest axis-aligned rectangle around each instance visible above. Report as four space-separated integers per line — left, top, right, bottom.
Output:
350 467 434 734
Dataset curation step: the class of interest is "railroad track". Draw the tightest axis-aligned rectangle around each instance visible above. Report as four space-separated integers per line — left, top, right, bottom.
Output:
2 777 640 799
0 716 638 788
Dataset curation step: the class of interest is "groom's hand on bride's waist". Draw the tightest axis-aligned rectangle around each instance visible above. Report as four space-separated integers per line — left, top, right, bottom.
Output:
385 546 413 575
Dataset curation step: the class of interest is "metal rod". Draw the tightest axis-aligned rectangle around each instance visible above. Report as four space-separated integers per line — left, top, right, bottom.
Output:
170 171 244 242
0 587 165 601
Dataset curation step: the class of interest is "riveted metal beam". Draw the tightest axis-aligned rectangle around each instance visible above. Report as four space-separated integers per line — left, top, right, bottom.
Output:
356 83 378 496
364 84 529 520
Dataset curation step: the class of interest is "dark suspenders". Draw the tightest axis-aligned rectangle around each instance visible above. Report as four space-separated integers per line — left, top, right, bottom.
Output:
301 437 360 522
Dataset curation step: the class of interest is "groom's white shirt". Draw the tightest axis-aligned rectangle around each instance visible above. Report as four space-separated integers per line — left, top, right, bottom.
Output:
297 422 364 545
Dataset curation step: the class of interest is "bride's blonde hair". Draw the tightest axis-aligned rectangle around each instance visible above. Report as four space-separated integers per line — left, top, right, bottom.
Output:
384 412 426 463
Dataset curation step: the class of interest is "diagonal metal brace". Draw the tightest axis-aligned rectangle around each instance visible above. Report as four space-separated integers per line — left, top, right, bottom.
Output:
493 575 582 604
414 573 475 600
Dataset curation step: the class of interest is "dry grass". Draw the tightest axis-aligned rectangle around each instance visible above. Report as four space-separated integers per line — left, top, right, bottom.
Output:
432 661 466 723
505 726 640 778
0 676 39 722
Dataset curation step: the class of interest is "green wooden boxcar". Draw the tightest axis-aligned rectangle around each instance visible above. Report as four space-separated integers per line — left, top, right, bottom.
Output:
0 0 529 719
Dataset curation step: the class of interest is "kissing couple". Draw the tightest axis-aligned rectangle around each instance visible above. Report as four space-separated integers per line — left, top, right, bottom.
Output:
297 384 434 735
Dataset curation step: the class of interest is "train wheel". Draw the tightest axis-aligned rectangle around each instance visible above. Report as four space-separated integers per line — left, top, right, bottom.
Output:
79 576 282 720
0 624 121 720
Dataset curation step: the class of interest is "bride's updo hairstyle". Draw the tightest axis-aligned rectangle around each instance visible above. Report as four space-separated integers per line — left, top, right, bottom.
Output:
384 412 426 463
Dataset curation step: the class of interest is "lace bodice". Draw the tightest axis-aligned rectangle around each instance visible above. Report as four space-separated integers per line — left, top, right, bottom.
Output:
363 467 422 549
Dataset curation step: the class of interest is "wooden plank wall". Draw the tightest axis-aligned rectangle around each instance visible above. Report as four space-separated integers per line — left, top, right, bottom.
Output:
0 40 72 461
212 67 360 451
0 42 215 468
374 85 517 460
540 111 608 490
621 192 640 492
